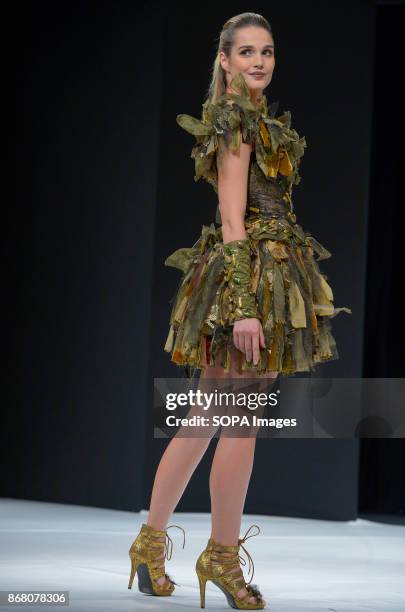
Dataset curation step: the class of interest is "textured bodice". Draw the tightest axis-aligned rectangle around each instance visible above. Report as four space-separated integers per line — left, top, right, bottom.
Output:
247 155 295 220
214 154 296 225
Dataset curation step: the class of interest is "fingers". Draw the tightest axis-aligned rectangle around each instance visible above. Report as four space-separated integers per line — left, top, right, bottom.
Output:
244 332 261 365
259 326 266 349
244 334 253 364
233 329 259 365
252 333 261 366
233 320 268 366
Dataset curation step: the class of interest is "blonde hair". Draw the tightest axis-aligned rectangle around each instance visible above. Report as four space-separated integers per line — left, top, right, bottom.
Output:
207 13 273 103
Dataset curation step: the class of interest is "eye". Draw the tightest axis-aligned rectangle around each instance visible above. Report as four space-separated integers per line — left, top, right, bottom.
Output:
240 49 273 56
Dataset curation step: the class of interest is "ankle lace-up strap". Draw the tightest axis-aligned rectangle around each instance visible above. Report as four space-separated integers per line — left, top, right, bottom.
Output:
164 524 186 560
142 524 185 587
238 524 260 585
211 524 261 586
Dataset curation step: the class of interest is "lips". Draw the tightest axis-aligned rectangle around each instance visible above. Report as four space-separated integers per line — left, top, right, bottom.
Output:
250 72 265 76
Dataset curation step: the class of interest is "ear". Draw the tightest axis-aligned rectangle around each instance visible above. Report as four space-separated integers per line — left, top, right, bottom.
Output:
219 50 229 72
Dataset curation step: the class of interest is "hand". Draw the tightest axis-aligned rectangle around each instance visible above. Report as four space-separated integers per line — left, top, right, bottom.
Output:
233 318 266 366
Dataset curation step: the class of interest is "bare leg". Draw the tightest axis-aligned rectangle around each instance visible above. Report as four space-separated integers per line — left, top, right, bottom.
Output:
147 369 222 584
208 346 277 604
210 438 256 543
147 437 212 531
147 435 213 585
210 437 259 603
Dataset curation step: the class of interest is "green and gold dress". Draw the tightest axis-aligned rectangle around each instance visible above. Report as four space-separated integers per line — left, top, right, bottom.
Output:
163 72 352 376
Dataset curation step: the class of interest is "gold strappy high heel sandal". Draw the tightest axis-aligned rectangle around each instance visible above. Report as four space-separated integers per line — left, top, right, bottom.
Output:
128 523 185 596
196 524 266 609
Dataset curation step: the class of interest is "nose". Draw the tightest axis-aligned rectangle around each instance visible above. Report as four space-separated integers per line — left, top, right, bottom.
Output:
253 54 264 67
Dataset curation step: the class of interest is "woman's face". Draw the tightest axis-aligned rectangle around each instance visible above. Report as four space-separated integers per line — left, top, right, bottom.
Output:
220 26 275 98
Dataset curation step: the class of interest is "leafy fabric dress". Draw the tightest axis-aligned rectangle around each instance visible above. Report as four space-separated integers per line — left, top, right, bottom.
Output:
163 72 352 376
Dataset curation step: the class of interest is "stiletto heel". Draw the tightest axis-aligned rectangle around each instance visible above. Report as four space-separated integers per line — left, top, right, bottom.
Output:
127 523 186 596
128 556 139 589
195 525 267 609
198 574 207 608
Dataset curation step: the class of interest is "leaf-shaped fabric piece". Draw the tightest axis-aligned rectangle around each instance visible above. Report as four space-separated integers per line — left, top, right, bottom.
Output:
175 73 260 188
176 114 212 137
164 247 195 273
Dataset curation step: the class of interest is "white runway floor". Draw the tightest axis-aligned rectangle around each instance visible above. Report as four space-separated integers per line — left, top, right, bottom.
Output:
0 499 404 612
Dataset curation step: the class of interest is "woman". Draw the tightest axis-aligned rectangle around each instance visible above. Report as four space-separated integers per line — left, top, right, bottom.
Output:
128 12 351 610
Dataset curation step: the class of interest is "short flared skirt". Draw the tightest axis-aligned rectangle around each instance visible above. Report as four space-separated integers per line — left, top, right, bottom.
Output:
163 215 352 377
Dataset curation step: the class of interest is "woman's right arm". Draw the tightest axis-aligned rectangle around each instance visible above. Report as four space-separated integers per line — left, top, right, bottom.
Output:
217 140 266 367
217 138 251 243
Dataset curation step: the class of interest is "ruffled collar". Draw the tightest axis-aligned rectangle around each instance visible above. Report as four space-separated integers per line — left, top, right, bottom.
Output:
176 71 306 196
210 71 305 187
215 71 279 120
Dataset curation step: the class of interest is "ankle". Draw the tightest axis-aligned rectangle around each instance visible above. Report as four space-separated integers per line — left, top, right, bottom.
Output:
146 521 167 532
210 536 238 547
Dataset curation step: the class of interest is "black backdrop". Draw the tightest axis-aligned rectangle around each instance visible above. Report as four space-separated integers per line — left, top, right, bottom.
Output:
359 3 404 518
8 1 404 521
